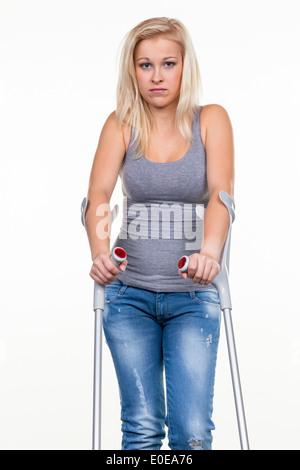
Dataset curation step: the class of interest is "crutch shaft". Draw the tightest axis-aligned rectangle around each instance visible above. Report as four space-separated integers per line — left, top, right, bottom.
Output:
92 307 103 451
81 198 127 451
92 247 127 451
223 308 249 450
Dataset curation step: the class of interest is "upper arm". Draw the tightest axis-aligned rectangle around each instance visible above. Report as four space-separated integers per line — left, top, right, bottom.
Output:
88 111 126 201
202 104 235 198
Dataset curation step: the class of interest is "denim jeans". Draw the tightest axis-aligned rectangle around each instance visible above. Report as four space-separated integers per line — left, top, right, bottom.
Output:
103 278 221 450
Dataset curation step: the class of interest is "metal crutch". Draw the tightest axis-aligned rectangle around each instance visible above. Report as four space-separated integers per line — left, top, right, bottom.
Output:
81 197 127 450
178 190 250 450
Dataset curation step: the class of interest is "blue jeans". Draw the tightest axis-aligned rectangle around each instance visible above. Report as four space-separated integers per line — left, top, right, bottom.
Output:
103 279 221 450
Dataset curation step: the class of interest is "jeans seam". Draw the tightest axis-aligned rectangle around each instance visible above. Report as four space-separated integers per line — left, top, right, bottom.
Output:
165 384 175 449
191 298 220 306
164 344 174 449
167 294 169 318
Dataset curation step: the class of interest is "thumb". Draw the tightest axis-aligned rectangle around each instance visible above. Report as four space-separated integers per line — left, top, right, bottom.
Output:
119 260 127 271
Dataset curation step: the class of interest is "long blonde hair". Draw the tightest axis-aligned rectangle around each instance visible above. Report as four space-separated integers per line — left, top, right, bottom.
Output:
116 17 203 159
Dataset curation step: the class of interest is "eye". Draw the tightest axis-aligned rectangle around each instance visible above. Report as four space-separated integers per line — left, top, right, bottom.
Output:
164 61 176 67
140 63 152 69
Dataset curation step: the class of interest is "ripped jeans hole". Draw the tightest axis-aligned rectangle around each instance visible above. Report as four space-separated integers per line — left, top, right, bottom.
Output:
188 438 203 450
206 334 213 345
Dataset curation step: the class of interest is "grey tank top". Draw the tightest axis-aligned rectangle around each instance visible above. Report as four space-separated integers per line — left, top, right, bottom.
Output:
112 105 214 292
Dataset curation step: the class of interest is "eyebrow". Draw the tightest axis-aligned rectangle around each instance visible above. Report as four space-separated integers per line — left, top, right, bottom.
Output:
136 56 178 62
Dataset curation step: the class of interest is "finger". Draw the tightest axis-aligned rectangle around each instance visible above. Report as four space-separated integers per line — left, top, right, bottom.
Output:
94 255 120 279
192 263 205 284
101 256 120 275
92 270 118 286
187 257 199 279
199 263 213 285
206 264 220 284
91 263 118 284
89 270 107 285
178 270 188 279
93 262 114 281
119 259 128 272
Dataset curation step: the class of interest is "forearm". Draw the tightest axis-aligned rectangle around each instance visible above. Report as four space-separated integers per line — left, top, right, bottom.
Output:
84 188 112 261
200 189 232 263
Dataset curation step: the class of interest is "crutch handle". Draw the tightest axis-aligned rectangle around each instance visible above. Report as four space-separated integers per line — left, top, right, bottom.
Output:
110 247 127 267
80 197 127 310
93 247 127 311
178 252 231 310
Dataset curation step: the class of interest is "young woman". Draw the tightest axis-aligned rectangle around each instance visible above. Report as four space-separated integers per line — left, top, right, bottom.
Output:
85 17 234 450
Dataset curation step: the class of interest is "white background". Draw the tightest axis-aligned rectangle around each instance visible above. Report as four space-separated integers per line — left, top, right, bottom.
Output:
0 0 299 450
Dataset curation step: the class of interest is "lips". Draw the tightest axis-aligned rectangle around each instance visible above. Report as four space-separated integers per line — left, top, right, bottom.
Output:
150 88 167 92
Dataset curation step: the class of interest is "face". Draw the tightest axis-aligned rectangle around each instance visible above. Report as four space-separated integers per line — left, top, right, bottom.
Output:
134 36 183 110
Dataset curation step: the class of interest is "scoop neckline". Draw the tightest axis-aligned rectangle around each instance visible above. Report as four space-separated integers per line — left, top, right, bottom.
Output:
141 143 192 165
131 105 201 164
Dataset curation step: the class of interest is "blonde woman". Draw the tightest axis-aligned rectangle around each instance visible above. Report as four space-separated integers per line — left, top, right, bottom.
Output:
85 17 234 450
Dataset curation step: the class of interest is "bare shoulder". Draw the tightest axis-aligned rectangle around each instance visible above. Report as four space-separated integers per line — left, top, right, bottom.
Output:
201 103 231 120
200 104 233 146
97 109 126 158
105 110 131 152
104 109 123 134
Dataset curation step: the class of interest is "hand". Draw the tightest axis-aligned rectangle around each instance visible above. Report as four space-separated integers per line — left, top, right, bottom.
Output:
89 251 128 286
178 252 220 285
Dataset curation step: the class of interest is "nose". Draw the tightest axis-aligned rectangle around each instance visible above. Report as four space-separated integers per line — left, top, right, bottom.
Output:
152 66 163 83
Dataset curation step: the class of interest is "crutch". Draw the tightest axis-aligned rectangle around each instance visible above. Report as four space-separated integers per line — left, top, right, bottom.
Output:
81 197 127 450
178 190 250 450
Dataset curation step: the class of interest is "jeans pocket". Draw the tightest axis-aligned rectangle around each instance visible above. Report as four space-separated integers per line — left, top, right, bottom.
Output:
189 288 221 337
189 288 220 306
105 279 128 304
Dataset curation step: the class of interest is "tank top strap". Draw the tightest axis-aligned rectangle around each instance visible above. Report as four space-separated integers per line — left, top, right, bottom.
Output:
191 105 203 146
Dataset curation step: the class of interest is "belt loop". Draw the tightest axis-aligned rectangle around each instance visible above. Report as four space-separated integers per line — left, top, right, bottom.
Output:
119 284 127 295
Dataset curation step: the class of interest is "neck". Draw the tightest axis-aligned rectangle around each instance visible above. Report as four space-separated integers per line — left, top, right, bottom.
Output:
148 101 179 132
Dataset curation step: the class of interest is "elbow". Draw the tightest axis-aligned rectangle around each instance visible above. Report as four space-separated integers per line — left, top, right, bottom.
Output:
210 183 234 202
87 186 111 203
85 188 110 225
